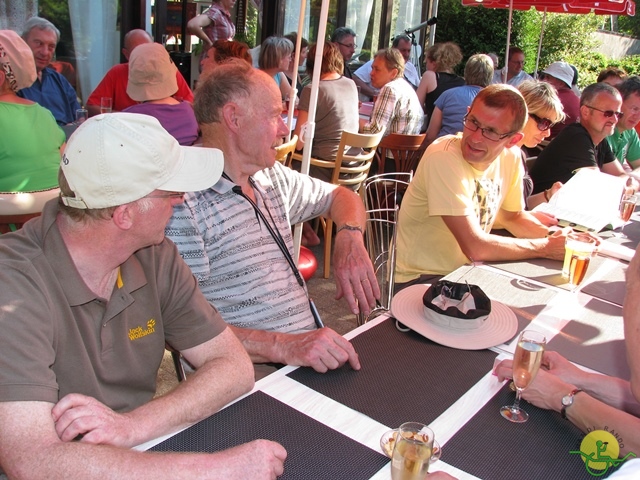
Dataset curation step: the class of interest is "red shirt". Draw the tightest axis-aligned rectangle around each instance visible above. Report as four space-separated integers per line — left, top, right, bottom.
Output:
87 63 194 111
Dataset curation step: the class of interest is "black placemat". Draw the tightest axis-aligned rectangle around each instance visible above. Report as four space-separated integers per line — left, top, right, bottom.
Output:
150 391 388 480
581 260 627 307
288 318 497 428
442 383 618 479
547 297 629 380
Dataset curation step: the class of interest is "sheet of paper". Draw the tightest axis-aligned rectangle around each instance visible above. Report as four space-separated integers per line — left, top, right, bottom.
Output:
533 168 627 232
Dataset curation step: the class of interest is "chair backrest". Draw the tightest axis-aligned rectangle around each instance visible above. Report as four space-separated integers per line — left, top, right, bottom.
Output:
275 134 298 167
0 188 60 234
358 172 413 324
309 130 384 189
375 133 427 174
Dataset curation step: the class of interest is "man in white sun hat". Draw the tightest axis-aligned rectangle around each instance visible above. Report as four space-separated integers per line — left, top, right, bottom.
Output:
0 113 286 479
541 61 580 138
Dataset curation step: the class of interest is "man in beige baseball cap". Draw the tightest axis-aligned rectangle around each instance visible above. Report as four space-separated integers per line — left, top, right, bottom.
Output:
0 113 287 479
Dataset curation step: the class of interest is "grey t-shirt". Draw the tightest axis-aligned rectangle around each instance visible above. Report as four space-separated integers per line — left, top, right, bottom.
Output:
298 76 360 161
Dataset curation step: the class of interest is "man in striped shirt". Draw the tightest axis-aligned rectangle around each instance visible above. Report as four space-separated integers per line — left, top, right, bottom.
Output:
167 59 380 375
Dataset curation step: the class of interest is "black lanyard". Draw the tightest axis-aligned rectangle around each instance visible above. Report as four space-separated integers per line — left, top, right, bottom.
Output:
222 173 324 328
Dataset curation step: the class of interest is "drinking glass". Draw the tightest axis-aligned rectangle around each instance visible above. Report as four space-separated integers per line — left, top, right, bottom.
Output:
617 194 636 239
500 330 546 423
562 232 596 287
100 97 112 114
75 108 88 124
391 422 434 480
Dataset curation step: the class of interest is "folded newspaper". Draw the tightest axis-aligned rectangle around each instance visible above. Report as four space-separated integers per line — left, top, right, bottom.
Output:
533 168 628 233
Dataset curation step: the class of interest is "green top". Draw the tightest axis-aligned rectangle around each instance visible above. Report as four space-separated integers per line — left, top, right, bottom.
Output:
607 127 640 168
0 101 65 192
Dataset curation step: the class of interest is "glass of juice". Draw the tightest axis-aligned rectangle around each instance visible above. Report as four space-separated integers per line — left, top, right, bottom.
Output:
562 232 596 281
500 330 546 423
617 194 636 238
391 422 434 480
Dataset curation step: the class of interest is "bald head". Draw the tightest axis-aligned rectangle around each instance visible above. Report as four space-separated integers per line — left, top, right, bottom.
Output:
123 29 152 60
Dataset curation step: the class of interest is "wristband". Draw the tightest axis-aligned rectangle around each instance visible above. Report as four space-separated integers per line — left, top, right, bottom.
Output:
336 224 363 235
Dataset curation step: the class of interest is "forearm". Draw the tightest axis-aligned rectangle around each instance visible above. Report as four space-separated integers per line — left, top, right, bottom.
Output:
123 333 254 446
353 76 378 98
577 373 640 416
228 324 283 364
466 234 552 262
326 187 366 228
498 211 549 239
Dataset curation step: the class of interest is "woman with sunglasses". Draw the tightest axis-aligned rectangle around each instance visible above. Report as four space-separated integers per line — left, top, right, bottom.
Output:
517 80 566 215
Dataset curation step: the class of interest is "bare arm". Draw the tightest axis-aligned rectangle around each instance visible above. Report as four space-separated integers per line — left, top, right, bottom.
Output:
494 209 549 239
322 187 380 314
494 359 640 457
416 71 437 106
227 325 360 373
51 328 254 448
0 401 286 480
441 214 566 263
625 244 640 402
425 107 443 145
293 109 308 151
187 14 214 48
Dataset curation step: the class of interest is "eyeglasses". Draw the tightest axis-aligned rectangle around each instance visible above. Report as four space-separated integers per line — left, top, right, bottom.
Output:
584 105 624 119
336 41 357 49
145 192 185 199
463 115 515 142
529 113 556 131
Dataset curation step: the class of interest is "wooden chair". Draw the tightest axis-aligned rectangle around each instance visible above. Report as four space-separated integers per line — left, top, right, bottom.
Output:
374 133 427 175
293 130 384 278
0 189 60 234
357 172 413 325
275 134 298 167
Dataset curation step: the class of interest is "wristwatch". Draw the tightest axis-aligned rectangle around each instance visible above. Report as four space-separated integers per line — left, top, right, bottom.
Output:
336 222 363 235
561 388 583 419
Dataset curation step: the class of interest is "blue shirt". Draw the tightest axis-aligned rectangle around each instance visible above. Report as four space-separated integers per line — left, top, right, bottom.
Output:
434 85 482 138
18 67 80 125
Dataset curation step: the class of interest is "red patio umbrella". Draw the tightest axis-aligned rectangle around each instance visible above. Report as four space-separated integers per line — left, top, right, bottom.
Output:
461 0 635 80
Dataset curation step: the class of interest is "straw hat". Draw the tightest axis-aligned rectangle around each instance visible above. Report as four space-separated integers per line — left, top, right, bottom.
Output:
127 43 178 102
391 284 518 350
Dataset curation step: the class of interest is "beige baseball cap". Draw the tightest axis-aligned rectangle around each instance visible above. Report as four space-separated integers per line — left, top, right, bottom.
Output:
0 30 37 92
61 113 223 209
127 43 178 102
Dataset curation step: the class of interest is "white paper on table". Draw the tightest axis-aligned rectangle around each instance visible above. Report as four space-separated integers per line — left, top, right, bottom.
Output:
533 168 627 232
598 241 636 262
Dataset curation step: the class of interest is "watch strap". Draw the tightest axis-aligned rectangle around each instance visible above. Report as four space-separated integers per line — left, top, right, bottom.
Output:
336 224 363 235
561 388 583 419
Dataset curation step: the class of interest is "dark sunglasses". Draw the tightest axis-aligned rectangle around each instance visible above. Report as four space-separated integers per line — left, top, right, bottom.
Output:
529 113 556 131
584 105 624 119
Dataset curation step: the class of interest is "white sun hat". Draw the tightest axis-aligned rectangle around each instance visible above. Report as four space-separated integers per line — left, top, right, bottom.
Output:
391 284 518 350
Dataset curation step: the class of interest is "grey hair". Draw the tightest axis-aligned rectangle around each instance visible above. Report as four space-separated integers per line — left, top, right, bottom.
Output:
580 82 621 106
22 17 60 43
194 58 256 124
331 27 356 43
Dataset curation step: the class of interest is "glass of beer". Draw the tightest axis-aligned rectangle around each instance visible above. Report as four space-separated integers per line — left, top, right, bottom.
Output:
500 330 546 423
617 194 636 238
562 232 596 283
391 422 434 480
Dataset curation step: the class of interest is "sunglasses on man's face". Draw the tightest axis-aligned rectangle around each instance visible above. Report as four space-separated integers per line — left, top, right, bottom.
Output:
529 113 556 131
584 105 624 119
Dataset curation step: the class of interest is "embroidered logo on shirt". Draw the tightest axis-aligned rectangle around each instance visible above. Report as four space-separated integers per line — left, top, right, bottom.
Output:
128 319 156 341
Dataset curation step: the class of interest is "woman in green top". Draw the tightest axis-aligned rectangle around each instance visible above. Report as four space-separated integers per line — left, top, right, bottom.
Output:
0 30 65 193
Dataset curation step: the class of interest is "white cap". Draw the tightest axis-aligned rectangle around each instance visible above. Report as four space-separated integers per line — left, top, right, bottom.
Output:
542 61 574 88
61 113 223 209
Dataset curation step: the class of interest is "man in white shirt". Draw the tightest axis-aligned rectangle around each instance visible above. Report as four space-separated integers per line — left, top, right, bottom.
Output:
354 35 419 100
492 47 533 87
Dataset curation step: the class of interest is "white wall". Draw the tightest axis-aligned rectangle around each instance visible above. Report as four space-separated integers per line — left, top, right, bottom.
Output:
594 30 640 59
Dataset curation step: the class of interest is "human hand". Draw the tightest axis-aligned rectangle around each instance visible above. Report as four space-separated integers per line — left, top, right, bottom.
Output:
531 210 558 227
544 227 571 260
275 328 360 372
539 351 588 386
333 230 380 315
52 393 135 446
211 440 287 479
549 181 563 198
493 359 573 412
